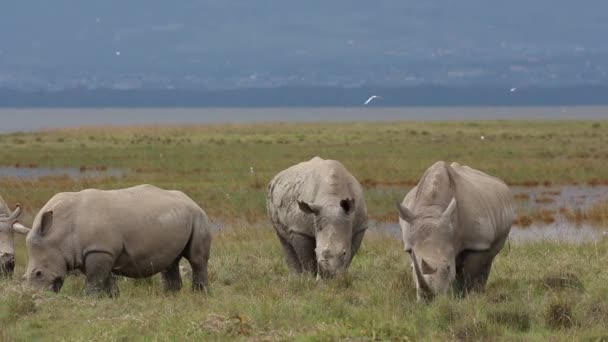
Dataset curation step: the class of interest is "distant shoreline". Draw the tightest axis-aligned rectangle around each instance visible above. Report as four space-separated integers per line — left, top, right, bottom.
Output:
0 106 606 134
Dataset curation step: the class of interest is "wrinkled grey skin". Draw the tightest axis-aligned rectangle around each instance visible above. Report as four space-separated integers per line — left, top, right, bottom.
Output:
0 194 31 277
267 157 368 279
397 161 513 301
24 184 212 296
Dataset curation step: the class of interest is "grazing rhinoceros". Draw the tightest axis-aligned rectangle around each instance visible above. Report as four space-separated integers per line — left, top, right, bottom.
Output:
24 184 212 296
397 161 513 301
267 157 368 279
0 194 30 277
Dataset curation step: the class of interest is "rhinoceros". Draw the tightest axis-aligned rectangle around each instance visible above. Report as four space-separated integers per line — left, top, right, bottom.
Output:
267 157 368 279
24 184 212 296
0 194 30 277
397 161 513 301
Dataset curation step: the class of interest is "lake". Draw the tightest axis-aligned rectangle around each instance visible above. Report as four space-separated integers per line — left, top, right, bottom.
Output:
1 106 607 133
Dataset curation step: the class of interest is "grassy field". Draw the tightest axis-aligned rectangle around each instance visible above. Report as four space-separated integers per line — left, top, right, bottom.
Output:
1 120 608 340
1 120 607 223
2 228 608 341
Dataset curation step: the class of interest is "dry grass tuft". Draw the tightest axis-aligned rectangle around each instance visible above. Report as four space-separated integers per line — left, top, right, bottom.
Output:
0 291 37 323
487 310 531 332
545 298 575 329
451 320 493 341
585 300 608 325
201 314 254 337
541 273 584 292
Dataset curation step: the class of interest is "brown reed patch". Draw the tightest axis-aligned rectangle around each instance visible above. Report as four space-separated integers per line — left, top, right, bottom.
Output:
540 190 561 196
587 178 608 186
513 192 530 200
562 202 608 224
373 212 398 223
513 215 533 227
249 177 265 190
541 213 556 224
535 197 555 204
360 179 417 188
521 209 556 224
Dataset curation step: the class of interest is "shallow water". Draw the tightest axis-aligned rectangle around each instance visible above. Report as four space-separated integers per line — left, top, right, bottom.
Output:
370 184 608 244
368 220 607 245
0 166 127 180
511 185 608 212
508 222 607 244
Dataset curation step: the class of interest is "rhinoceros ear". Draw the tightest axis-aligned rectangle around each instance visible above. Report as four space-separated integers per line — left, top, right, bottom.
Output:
297 200 321 215
0 204 21 222
396 203 416 224
339 198 355 214
442 198 457 220
38 211 54 236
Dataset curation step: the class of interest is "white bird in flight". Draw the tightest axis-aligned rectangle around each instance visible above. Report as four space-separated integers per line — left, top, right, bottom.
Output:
510 87 517 92
364 95 383 105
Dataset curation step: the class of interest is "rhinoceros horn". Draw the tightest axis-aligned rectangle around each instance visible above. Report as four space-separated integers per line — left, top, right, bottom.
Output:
411 251 432 297
0 205 21 222
12 222 31 235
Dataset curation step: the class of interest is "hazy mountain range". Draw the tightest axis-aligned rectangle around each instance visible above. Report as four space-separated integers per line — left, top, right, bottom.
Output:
1 1 607 91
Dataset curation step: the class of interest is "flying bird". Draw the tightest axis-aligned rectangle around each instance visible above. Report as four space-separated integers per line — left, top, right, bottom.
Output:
364 95 383 105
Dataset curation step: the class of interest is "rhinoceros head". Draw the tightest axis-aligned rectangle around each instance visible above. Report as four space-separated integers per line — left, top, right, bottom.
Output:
24 211 66 292
397 198 458 301
297 198 355 279
0 205 30 277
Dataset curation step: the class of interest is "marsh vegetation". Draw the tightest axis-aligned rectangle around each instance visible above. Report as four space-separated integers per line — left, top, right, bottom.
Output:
1 120 608 340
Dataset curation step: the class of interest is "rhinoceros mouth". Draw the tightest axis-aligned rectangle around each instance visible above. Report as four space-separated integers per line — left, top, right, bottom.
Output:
51 277 64 292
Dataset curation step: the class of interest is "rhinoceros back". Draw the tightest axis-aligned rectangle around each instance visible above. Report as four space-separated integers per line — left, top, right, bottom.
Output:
447 162 514 250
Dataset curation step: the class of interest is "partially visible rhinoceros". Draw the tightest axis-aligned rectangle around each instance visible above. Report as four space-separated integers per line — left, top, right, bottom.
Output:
24 184 212 296
0 194 30 277
267 157 368 279
397 161 513 301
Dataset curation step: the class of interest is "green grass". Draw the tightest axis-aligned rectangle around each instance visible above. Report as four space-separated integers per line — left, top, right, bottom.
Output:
1 120 607 222
1 120 608 340
2 228 608 341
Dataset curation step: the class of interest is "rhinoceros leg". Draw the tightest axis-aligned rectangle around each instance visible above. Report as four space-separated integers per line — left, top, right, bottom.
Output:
84 252 118 297
184 225 211 292
291 233 317 275
189 260 208 292
350 229 366 263
454 250 495 296
161 259 183 292
276 232 302 273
